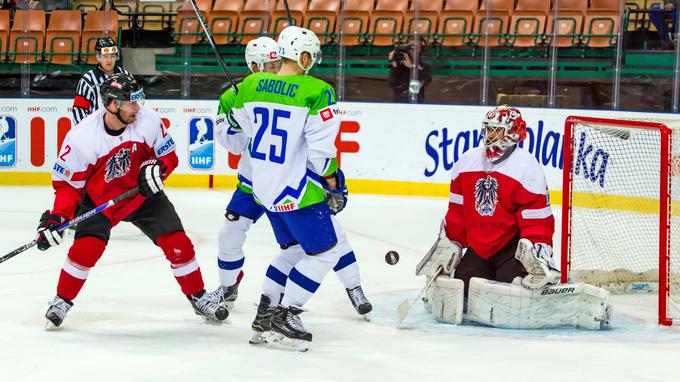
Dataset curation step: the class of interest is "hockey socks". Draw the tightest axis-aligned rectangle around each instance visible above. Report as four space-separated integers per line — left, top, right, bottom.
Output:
157 232 205 296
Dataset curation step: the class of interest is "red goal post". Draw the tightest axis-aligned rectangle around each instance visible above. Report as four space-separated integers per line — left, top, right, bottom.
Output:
561 115 678 326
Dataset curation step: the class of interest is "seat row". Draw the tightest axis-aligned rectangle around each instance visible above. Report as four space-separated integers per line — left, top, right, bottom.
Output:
171 0 624 48
0 10 118 64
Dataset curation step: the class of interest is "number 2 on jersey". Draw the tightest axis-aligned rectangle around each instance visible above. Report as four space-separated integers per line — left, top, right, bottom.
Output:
251 107 290 164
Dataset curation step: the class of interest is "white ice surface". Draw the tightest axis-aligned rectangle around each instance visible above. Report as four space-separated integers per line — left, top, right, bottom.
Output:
1 186 679 382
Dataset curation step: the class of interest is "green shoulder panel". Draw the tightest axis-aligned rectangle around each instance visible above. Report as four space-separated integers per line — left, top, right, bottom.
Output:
234 72 337 113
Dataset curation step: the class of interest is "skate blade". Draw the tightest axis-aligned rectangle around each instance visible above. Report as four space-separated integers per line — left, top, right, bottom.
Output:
249 331 268 345
199 315 231 325
44 320 60 331
361 313 371 322
263 332 310 352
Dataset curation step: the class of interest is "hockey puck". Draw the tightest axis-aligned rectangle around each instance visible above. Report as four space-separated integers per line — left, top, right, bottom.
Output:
385 250 400 265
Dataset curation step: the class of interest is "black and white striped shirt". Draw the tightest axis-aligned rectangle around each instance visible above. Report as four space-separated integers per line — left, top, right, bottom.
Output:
72 65 130 124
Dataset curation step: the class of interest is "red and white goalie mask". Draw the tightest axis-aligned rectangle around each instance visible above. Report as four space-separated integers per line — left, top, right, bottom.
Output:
481 105 527 162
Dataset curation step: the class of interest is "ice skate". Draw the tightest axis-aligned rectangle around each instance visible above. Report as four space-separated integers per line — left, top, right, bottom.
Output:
249 294 276 345
188 290 229 322
45 295 73 330
346 285 372 321
266 305 311 352
206 283 239 310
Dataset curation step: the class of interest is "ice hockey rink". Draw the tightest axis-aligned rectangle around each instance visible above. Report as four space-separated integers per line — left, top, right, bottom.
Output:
1 186 679 382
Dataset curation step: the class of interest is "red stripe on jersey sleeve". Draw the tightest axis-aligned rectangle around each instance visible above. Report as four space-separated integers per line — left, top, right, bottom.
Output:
515 187 555 246
51 180 84 220
444 177 468 247
73 95 92 110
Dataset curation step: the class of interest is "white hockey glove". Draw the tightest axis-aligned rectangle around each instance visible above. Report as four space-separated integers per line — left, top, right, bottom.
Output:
416 221 463 278
515 239 560 289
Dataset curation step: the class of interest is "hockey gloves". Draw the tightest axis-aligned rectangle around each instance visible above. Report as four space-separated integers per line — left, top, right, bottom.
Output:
215 111 242 133
138 159 166 197
515 239 560 289
36 210 66 251
323 169 348 215
416 221 463 278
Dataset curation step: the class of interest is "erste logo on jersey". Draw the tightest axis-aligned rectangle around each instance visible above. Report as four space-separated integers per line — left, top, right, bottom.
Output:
474 175 499 216
105 148 132 183
0 115 17 167
319 107 338 122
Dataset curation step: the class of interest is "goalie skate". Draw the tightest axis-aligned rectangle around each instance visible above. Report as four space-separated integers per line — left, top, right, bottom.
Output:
45 295 73 330
346 286 372 321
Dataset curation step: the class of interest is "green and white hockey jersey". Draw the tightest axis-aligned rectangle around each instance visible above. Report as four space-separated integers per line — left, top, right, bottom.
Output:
231 72 340 212
215 84 255 194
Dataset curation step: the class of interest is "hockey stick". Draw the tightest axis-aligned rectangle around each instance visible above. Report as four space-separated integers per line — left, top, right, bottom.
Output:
396 265 443 328
0 187 139 264
281 0 294 26
186 0 238 93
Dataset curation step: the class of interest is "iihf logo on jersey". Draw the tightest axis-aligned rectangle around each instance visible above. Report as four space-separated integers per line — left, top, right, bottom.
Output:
474 175 499 216
0 115 17 167
188 117 214 170
104 148 132 183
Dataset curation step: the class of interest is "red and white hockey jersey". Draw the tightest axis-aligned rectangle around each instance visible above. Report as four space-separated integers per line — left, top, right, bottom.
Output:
444 145 554 259
51 106 178 223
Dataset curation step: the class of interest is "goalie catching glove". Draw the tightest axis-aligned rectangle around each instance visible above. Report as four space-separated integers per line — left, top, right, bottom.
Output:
322 169 348 215
416 221 463 278
515 238 560 289
138 159 166 197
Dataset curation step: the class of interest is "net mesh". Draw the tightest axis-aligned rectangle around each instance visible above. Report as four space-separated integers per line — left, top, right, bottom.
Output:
567 118 680 321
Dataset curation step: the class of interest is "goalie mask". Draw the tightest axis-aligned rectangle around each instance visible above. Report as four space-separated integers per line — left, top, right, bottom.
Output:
245 37 281 73
277 26 322 73
481 105 526 163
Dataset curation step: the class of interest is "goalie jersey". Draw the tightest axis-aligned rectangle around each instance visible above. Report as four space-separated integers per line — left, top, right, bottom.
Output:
444 145 554 258
50 107 178 223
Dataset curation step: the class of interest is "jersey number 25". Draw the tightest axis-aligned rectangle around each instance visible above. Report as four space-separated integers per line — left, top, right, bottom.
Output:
251 107 290 164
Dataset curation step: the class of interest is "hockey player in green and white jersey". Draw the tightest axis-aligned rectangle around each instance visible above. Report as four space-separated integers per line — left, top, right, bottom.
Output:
230 26 358 351
211 37 371 321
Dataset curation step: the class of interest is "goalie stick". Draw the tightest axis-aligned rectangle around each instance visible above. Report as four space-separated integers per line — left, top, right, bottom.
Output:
396 265 443 328
0 187 139 264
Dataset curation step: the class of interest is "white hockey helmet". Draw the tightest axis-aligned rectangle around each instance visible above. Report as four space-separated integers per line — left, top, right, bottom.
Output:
245 37 281 73
277 26 322 73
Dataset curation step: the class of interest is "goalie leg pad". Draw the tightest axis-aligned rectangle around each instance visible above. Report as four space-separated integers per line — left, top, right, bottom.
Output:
466 277 611 330
427 276 464 325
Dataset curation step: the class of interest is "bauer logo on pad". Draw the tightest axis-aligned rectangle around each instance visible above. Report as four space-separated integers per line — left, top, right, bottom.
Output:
319 107 335 122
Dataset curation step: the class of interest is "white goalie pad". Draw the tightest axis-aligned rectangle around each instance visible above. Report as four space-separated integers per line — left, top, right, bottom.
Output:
423 276 464 325
466 277 612 330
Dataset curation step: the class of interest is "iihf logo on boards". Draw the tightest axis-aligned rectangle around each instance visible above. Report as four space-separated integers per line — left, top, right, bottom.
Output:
0 115 17 167
188 117 214 170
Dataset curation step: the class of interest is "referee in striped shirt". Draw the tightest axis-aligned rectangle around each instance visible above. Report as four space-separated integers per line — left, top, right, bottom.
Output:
72 37 130 124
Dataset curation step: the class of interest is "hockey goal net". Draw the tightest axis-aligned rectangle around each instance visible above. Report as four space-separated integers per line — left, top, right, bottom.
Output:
561 115 680 326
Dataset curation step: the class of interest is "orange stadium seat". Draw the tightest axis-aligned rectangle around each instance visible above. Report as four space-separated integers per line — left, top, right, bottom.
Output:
508 0 550 47
139 1 176 31
590 0 620 10
439 0 478 47
405 0 442 44
10 10 46 64
474 0 514 47
178 0 213 11
584 11 620 48
209 0 244 45
81 10 119 64
338 0 373 46
305 0 340 44
173 9 207 45
0 10 9 61
547 0 587 47
238 0 275 44
272 0 307 35
370 0 408 46
45 10 81 65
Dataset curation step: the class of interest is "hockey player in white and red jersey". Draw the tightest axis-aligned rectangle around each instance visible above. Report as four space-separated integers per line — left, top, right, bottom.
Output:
416 105 611 330
36 73 228 329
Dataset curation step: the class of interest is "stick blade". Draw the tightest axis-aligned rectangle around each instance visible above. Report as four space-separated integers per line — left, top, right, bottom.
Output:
396 298 411 327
